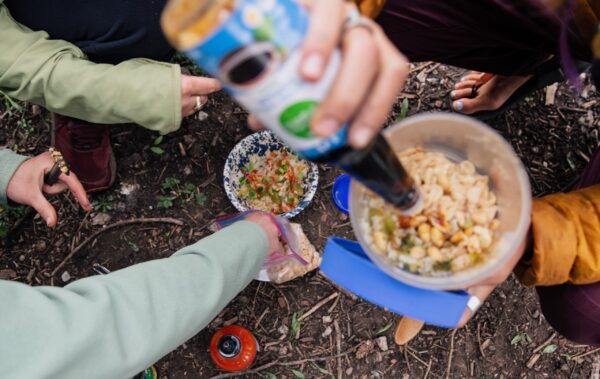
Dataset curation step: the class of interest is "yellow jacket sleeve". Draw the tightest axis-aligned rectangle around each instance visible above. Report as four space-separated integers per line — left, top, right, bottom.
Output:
515 184 600 286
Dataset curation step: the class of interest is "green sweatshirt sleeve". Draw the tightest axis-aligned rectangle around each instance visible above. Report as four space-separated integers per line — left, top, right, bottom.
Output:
0 1 182 134
0 221 268 379
0 149 29 205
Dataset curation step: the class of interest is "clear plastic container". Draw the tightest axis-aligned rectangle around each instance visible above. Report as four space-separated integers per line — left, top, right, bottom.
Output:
349 113 532 290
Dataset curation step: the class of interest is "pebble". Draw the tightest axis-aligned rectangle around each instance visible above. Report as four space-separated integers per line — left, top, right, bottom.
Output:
91 212 112 226
322 326 333 337
345 368 353 375
197 111 208 121
322 315 332 324
278 325 289 336
61 271 71 283
376 336 388 352
19 254 25 262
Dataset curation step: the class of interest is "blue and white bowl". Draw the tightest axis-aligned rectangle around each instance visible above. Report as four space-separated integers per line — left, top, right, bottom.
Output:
223 131 319 218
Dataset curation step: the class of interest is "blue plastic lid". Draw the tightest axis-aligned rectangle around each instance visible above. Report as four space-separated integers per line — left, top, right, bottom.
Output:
331 174 351 214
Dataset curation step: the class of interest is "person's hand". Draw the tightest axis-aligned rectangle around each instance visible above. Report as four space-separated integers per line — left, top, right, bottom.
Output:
6 152 92 228
244 212 285 256
181 75 222 117
456 230 531 327
249 0 409 149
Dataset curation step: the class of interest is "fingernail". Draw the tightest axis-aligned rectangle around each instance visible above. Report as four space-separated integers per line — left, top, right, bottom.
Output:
314 117 339 136
460 76 466 81
450 90 456 99
351 126 375 149
301 53 324 79
46 217 53 226
454 101 463 111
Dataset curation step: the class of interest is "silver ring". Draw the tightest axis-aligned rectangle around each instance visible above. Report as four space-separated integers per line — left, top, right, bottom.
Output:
467 295 482 314
343 8 374 34
195 96 205 112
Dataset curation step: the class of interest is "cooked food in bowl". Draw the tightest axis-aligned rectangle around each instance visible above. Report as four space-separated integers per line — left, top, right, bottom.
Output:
238 150 310 214
362 147 499 275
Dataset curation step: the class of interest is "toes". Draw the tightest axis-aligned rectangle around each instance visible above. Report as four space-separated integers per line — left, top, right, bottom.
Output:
455 80 477 90
452 98 482 114
450 87 475 100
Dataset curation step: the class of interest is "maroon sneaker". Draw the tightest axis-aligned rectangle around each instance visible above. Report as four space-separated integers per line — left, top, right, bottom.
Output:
52 114 116 192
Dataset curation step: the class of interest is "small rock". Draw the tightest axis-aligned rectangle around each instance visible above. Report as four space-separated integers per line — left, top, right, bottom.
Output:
183 165 193 176
375 336 388 352
18 255 25 262
434 99 443 108
532 310 540 319
345 368 353 375
322 326 333 338
277 297 286 308
61 271 71 283
322 315 332 324
278 325 289 336
0 269 16 280
279 345 288 355
35 240 47 252
119 182 139 196
91 212 112 226
197 111 209 121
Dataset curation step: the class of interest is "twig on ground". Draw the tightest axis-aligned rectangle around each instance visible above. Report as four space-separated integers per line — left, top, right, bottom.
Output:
50 217 184 277
532 332 557 354
207 343 361 379
298 292 338 322
423 359 432 379
571 347 600 361
476 322 485 357
334 320 343 379
445 329 457 379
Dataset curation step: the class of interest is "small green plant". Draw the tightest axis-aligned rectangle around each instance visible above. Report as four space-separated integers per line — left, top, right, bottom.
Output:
261 372 277 379
0 90 24 116
92 194 114 212
376 322 393 335
128 241 140 252
289 311 302 340
290 369 305 379
158 177 207 207
395 98 409 122
0 205 26 239
18 119 34 139
542 344 558 354
157 196 175 209
150 135 165 155
511 333 532 346
312 364 330 375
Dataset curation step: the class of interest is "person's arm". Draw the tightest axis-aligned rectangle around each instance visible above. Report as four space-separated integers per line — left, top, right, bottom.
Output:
515 184 600 286
0 221 269 379
0 148 28 205
0 1 181 134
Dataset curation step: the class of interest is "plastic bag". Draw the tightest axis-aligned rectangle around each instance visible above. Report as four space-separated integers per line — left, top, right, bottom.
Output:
212 210 319 283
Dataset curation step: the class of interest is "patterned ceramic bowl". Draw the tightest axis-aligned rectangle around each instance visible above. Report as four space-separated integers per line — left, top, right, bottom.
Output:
223 131 319 218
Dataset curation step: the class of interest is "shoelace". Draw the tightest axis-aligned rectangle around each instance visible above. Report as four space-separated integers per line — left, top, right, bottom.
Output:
67 124 104 150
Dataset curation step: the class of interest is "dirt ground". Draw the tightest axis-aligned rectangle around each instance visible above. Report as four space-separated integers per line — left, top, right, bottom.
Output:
1 61 599 379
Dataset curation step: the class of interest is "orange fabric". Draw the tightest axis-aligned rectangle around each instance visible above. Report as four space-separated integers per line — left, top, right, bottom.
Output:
354 0 386 19
516 185 600 286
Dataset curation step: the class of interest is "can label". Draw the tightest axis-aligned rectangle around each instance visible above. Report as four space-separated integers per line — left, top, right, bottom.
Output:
184 0 347 159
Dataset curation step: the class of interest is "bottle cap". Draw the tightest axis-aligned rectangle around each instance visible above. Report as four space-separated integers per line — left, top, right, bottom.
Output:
210 325 257 372
331 174 351 214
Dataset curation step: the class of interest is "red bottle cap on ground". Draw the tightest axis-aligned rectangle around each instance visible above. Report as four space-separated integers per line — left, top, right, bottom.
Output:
210 325 257 372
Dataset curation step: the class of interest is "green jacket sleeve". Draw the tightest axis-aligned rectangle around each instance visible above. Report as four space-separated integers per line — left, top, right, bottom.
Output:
0 149 28 205
0 0 182 134
0 221 268 379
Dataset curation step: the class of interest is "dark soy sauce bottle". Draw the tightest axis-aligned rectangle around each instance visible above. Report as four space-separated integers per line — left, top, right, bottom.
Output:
318 133 421 212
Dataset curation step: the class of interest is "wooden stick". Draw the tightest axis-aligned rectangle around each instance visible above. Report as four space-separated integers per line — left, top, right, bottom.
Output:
531 332 557 354
334 320 343 379
445 329 457 379
298 292 338 321
51 217 184 277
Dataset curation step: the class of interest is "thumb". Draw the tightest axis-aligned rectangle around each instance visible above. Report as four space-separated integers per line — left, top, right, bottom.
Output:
31 192 58 228
189 77 222 95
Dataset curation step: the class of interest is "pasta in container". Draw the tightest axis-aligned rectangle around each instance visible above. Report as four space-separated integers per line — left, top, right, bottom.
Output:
362 147 500 276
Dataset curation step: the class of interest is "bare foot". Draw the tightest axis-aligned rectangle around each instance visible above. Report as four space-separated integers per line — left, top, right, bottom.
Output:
450 72 532 114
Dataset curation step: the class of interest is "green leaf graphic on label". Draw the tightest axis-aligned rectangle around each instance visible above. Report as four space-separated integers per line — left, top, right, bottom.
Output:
255 17 275 41
280 101 317 139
